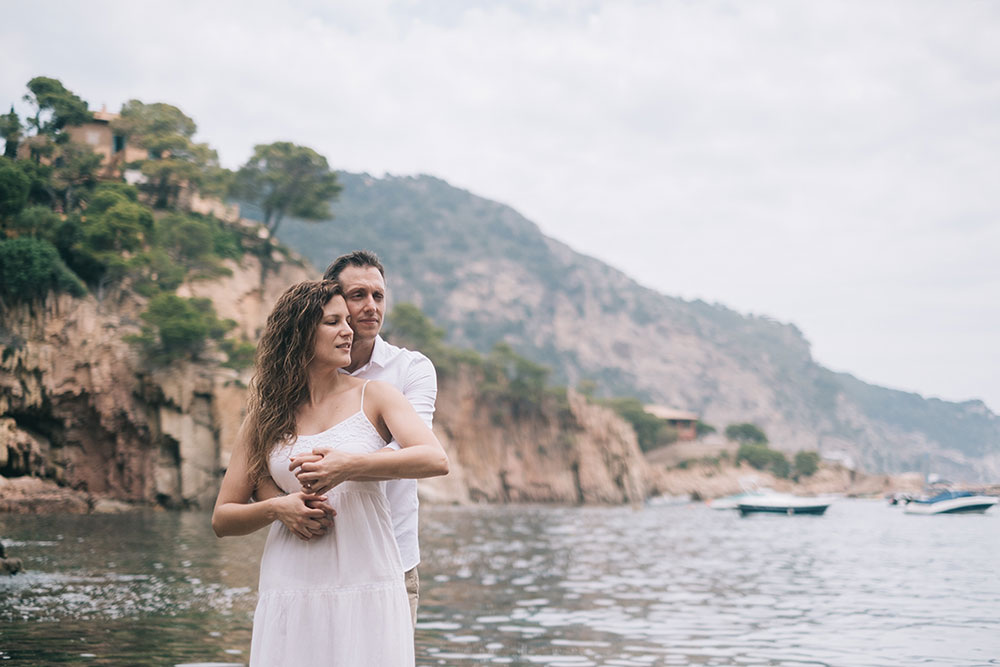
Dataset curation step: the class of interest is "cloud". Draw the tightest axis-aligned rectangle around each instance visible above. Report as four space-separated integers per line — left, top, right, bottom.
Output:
3 0 998 408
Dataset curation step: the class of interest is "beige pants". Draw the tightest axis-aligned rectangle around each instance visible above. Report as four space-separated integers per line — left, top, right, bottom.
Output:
405 567 419 628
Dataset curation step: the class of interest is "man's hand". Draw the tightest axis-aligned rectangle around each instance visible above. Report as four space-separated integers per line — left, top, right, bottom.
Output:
290 448 361 496
273 491 336 541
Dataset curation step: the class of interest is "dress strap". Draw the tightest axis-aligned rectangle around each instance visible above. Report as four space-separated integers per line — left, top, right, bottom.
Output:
360 379 371 413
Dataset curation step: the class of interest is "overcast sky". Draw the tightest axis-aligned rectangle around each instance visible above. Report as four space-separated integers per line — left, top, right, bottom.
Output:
4 1 998 411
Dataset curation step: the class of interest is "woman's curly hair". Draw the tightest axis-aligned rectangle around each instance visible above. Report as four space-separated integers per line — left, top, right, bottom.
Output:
244 280 343 486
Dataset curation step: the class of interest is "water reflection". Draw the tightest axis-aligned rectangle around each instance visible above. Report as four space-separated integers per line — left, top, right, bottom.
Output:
416 502 1000 666
0 511 262 665
1 501 999 665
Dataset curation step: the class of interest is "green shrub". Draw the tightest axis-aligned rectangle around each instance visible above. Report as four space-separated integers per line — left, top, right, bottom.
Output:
130 293 232 364
388 302 446 350
220 337 257 370
736 442 790 478
55 197 154 286
771 456 791 479
485 342 549 398
10 158 55 208
85 181 138 207
793 450 821 478
696 420 717 437
0 237 86 302
725 422 768 444
83 199 153 253
601 396 679 452
10 205 61 241
0 158 30 219
131 248 187 296
385 302 475 377
85 187 133 217
156 213 215 263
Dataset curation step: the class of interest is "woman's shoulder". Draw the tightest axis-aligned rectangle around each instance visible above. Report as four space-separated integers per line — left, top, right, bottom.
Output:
362 378 404 400
361 380 410 412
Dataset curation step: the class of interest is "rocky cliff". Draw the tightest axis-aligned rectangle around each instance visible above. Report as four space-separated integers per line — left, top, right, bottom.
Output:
0 253 311 511
2 249 657 511
420 374 648 505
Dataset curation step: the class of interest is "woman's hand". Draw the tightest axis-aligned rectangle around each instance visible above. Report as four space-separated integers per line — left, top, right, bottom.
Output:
273 492 336 541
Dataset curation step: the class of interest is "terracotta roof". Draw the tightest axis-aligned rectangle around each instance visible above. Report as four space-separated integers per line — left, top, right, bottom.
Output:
645 405 699 421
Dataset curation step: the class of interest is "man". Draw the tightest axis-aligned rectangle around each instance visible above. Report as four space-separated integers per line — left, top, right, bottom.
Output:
289 249 440 626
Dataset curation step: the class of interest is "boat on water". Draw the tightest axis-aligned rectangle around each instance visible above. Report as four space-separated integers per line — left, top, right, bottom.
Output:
707 478 776 510
737 492 832 516
903 490 998 515
708 487 774 510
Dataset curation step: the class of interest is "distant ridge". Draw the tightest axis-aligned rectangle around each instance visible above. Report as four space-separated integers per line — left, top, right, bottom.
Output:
272 172 1000 482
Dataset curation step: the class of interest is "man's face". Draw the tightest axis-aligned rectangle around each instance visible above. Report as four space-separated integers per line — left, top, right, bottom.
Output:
336 265 386 342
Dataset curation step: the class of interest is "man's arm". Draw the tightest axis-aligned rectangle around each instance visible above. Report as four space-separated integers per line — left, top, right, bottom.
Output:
292 355 440 489
385 353 436 449
294 381 448 495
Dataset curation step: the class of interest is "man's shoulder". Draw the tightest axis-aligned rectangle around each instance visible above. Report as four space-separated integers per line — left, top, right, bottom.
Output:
379 337 436 370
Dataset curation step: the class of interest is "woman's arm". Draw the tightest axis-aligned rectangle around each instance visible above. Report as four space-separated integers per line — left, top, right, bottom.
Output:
292 382 449 495
212 420 333 540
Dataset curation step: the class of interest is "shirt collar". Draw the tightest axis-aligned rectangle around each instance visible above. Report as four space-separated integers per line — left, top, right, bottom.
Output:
340 335 393 376
367 335 390 369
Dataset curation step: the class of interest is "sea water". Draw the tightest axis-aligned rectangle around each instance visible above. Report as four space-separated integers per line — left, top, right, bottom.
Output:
1 499 998 666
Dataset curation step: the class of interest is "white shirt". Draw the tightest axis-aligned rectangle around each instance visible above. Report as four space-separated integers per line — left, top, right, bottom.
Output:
343 335 436 572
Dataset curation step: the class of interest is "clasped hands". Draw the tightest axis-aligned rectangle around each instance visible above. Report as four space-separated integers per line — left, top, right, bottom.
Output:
273 448 355 542
277 448 357 541
289 447 358 496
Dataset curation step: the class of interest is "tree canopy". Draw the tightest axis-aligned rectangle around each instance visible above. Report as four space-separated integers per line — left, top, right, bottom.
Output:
23 76 92 138
233 141 340 233
0 236 85 302
112 100 225 208
0 158 30 220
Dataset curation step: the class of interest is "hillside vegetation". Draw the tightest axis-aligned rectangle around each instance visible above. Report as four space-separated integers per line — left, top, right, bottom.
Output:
275 173 1000 482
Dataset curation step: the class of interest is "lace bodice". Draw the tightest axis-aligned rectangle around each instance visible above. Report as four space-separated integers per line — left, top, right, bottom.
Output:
268 382 388 495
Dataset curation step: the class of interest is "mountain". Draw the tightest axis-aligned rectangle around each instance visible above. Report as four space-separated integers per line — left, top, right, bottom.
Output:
273 172 1000 482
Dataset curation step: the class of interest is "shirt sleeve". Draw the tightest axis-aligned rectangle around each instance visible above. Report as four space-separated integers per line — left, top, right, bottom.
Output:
385 353 438 450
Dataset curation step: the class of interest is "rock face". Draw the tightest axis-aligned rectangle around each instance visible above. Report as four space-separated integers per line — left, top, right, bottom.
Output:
419 370 649 505
0 538 23 575
2 249 656 510
0 254 310 509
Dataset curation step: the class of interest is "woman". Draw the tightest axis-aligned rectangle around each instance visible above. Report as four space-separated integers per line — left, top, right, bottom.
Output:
212 280 448 666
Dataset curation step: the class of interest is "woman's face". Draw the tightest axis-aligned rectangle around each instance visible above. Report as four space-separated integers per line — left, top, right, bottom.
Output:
312 295 353 368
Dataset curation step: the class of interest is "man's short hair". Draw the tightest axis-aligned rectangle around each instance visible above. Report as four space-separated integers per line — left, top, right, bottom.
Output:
323 250 385 282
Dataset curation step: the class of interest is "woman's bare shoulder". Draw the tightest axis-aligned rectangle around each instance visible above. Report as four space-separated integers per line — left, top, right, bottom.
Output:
363 379 405 401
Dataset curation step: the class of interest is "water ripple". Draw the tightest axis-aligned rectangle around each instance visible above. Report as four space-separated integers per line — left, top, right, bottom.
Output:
2 501 1000 664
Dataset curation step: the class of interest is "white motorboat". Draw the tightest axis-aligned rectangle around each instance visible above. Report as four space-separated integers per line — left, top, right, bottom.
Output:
708 487 774 510
737 492 832 516
708 479 776 510
903 490 998 515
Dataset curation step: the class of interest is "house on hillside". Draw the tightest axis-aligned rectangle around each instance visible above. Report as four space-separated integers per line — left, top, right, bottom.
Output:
63 107 149 179
645 405 699 441
59 108 239 222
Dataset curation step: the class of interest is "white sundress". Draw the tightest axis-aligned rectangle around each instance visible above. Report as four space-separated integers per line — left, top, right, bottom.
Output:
250 380 414 666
